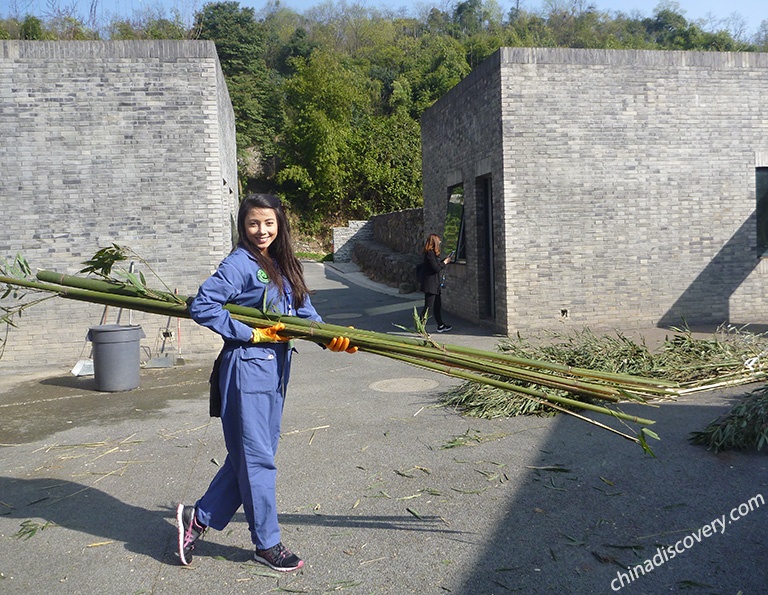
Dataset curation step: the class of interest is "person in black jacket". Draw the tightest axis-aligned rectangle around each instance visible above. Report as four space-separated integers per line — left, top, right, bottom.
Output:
419 233 453 332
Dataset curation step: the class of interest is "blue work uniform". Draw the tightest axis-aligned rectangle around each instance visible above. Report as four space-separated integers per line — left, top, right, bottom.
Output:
187 246 322 550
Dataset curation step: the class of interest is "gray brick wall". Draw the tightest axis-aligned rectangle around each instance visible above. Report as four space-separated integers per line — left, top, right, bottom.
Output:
422 47 768 334
372 208 424 255
421 51 504 330
0 40 237 370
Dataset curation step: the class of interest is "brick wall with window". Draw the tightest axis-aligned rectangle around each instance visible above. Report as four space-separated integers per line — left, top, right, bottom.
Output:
422 48 768 334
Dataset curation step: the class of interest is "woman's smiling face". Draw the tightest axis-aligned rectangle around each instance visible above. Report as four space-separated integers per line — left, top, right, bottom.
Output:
244 207 278 254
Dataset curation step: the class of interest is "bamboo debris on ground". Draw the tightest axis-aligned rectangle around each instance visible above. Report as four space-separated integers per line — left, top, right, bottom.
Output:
498 326 768 388
689 384 768 452
0 269 676 450
444 325 768 422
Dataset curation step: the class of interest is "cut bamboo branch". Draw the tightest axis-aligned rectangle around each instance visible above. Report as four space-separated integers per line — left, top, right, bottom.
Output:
0 271 669 441
32 271 677 400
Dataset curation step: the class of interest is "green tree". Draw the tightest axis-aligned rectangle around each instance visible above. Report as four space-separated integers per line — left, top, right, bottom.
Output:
144 15 187 39
20 15 44 39
504 11 556 47
425 7 452 35
108 20 139 40
345 110 423 217
49 16 97 40
194 2 281 172
454 0 484 36
643 7 691 48
194 2 264 76
406 33 471 115
271 25 316 75
257 1 307 74
278 50 370 228
0 18 16 39
755 20 768 50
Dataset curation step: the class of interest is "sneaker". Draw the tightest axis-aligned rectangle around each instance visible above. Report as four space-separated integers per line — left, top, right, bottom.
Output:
177 504 207 566
437 325 452 333
254 542 304 572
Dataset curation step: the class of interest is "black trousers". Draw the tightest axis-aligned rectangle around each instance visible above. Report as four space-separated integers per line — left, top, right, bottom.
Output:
422 292 445 326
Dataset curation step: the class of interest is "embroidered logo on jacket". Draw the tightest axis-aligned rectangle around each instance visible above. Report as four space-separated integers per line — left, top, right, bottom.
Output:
257 269 269 283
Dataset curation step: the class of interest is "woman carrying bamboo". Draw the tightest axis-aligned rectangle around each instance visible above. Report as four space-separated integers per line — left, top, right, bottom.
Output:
176 193 356 571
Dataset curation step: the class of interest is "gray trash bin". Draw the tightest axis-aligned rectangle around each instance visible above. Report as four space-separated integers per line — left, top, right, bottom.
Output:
86 324 146 392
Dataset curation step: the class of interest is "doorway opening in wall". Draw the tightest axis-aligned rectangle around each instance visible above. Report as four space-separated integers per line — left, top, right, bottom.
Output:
757 167 768 256
444 184 466 262
477 176 495 320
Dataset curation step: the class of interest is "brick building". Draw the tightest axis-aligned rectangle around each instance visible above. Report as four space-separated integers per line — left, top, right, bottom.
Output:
421 47 768 334
0 41 237 369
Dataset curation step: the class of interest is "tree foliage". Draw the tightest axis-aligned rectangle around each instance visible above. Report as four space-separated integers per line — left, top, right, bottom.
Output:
2 0 766 236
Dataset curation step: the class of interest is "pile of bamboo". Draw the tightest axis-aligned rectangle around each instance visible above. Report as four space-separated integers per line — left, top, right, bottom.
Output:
0 269 679 451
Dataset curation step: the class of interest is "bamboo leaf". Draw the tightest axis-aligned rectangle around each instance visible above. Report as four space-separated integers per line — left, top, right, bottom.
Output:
14 519 54 540
638 428 659 457
561 533 586 546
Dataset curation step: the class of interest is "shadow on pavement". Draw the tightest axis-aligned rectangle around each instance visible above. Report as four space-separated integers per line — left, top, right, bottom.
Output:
454 393 768 593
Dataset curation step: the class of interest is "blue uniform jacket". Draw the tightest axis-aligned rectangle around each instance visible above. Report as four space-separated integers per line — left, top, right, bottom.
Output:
188 247 322 415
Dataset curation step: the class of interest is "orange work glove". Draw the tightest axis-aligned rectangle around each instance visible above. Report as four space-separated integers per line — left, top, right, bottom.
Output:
326 335 358 353
251 323 289 343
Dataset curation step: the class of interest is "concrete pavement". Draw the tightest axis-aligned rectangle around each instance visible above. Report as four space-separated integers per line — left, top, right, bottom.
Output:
0 262 766 594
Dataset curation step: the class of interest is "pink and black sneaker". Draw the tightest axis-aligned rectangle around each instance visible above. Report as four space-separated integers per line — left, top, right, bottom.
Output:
176 504 207 566
254 542 304 572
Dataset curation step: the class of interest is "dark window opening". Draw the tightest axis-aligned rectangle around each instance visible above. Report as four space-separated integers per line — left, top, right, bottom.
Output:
477 176 495 319
758 168 768 255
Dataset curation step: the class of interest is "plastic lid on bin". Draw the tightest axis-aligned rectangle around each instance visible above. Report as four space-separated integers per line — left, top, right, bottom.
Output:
87 324 146 343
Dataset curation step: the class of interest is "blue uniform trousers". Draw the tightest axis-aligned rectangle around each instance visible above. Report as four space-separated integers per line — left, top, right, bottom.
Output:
195 344 289 550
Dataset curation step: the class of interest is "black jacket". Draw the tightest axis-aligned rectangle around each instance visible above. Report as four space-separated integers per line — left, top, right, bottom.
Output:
420 251 445 295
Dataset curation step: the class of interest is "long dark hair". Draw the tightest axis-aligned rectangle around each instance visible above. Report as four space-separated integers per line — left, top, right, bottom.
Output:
236 193 310 309
424 233 441 256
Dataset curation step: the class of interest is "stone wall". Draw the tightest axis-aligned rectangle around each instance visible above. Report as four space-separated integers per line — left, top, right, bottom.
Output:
422 47 768 334
331 220 373 263
334 208 424 293
371 207 424 254
0 40 238 370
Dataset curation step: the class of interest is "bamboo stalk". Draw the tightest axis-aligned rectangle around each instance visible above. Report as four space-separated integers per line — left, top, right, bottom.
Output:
30 271 673 398
1 275 191 318
34 271 678 391
366 348 656 426
223 312 659 402
1 272 664 431
10 273 672 406
367 349 646 443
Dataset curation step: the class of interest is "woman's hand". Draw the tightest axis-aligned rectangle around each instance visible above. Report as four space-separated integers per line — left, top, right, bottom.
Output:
326 328 358 353
251 323 289 343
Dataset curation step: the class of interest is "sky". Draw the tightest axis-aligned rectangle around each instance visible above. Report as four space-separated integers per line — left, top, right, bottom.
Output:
6 0 767 38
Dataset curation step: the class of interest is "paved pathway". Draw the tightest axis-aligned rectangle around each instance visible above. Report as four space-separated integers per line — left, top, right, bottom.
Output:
0 262 765 594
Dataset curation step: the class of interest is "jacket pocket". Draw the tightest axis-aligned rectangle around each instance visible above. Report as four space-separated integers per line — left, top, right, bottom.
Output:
238 347 280 392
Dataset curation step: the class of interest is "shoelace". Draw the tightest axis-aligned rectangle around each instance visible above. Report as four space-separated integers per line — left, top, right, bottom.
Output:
184 518 205 548
263 543 288 562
